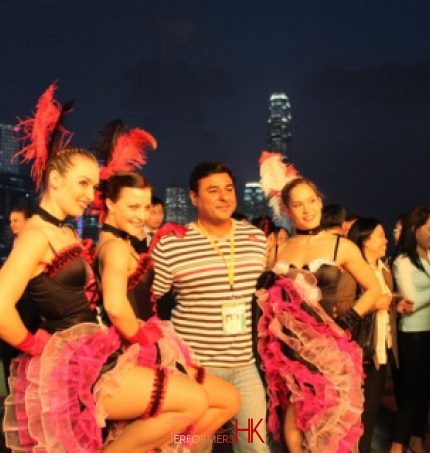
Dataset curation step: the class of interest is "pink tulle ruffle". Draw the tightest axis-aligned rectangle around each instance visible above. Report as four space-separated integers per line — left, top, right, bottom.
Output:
4 318 197 452
4 324 123 452
258 273 364 453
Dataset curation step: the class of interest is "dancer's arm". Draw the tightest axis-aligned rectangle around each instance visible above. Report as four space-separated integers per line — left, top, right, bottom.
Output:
338 239 381 316
0 228 47 344
99 239 140 336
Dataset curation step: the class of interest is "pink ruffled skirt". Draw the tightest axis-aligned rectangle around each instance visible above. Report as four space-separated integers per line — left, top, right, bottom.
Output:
258 274 364 453
3 318 194 452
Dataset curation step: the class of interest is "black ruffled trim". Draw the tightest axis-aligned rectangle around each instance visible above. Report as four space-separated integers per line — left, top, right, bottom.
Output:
44 244 84 277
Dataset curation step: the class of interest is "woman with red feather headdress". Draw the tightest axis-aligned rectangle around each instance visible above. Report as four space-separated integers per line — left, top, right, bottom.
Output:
91 120 240 449
0 84 239 453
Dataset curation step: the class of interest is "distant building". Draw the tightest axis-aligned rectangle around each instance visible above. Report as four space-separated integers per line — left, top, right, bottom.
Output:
78 210 100 244
0 123 21 175
267 93 292 163
0 173 37 262
243 182 268 222
164 186 192 225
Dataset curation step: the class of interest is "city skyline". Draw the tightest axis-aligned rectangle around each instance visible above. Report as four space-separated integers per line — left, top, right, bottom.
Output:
1 0 430 230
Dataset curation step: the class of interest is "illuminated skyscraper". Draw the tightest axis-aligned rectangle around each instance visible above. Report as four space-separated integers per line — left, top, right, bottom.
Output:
267 93 292 162
243 182 268 221
0 123 21 175
164 186 192 225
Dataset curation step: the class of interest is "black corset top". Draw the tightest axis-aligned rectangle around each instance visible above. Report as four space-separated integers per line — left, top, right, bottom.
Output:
274 258 342 318
302 259 342 298
27 244 97 332
94 246 156 323
127 253 156 321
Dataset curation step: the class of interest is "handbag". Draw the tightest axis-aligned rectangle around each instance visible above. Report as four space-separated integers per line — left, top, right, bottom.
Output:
352 310 376 361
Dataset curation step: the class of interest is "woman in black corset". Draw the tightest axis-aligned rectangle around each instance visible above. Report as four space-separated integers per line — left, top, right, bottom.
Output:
258 152 383 453
94 170 240 446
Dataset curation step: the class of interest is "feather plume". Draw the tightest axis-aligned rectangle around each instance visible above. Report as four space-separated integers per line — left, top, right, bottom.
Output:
90 119 127 166
13 82 74 189
108 127 156 175
90 120 157 222
91 120 156 178
48 99 74 157
259 151 299 217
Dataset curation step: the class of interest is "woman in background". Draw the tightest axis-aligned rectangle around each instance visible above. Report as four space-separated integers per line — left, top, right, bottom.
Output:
348 218 411 453
390 205 430 453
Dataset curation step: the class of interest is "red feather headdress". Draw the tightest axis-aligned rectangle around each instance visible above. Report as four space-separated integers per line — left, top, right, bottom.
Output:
90 119 157 221
13 82 74 190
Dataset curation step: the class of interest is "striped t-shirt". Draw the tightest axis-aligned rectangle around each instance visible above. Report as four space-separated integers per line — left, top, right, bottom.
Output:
152 221 267 367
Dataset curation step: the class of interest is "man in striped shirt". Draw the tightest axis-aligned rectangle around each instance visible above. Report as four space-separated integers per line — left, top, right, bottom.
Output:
152 161 269 452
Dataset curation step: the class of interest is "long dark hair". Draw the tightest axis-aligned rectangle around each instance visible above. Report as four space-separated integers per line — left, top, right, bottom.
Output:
347 217 381 262
395 205 430 273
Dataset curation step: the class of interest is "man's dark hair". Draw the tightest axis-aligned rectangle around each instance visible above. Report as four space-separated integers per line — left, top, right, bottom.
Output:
232 212 248 222
345 212 362 222
321 204 347 229
347 217 382 261
151 195 164 208
10 206 32 219
189 161 236 193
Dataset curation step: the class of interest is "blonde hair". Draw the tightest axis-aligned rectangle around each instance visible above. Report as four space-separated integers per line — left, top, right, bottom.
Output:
43 148 97 190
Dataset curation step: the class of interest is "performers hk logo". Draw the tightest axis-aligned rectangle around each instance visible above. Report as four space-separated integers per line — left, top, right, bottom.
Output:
169 416 265 445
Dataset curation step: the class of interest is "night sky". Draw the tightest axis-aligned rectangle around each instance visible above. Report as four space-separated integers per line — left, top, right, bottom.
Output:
1 0 430 234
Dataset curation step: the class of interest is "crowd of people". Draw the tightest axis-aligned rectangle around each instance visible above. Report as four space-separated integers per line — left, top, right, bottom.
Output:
0 84 429 453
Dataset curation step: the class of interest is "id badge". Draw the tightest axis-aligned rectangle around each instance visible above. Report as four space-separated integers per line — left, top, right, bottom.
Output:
222 302 246 335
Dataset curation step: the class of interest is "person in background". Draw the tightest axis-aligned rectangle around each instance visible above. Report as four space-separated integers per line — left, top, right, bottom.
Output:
276 226 290 245
265 226 290 268
390 205 430 453
144 196 165 247
348 218 411 453
343 212 362 236
253 214 277 269
392 213 406 248
9 207 32 238
321 204 347 236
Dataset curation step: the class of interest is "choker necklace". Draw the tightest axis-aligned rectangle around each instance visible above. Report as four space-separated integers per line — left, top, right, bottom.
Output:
102 224 145 253
37 206 66 228
295 225 323 236
102 223 133 240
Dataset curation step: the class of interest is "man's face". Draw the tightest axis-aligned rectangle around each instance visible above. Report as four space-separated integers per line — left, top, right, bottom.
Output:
146 203 165 231
9 212 28 235
190 172 237 225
